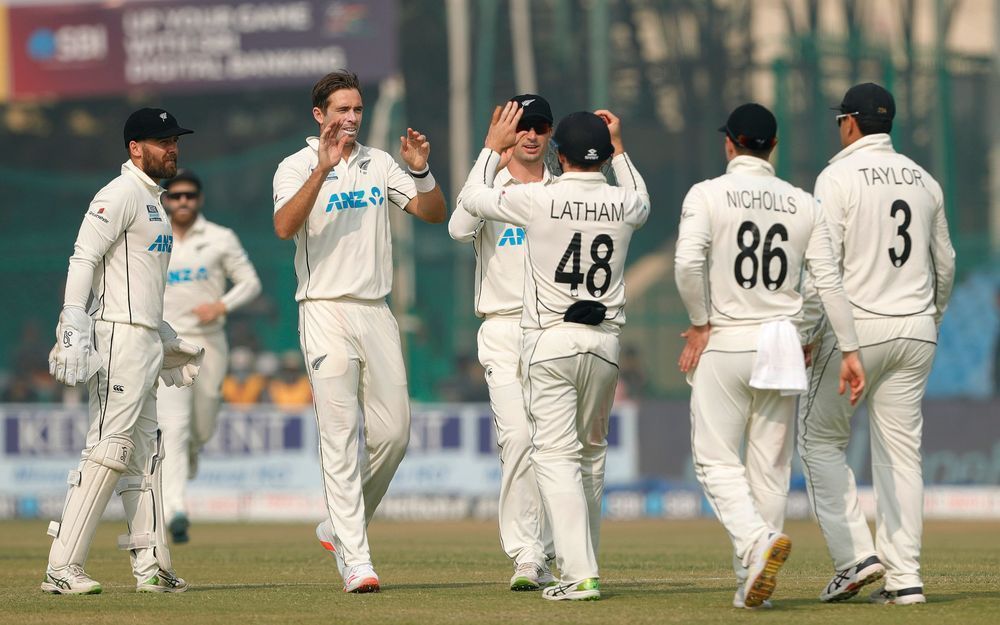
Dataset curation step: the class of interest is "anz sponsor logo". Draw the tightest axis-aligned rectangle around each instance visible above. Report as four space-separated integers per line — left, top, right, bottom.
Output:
497 227 525 247
168 266 209 285
147 234 173 253
325 187 384 212
202 410 305 455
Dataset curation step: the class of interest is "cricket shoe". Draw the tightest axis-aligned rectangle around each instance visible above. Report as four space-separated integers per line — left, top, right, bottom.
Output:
820 555 885 602
41 564 102 595
169 513 190 544
509 562 555 591
137 569 188 593
315 520 347 578
869 586 926 605
541 577 600 601
733 583 771 609
343 563 380 593
742 532 792 608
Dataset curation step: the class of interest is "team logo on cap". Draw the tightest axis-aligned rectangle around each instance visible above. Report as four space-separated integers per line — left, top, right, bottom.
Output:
160 112 168 122
521 99 536 106
585 148 599 161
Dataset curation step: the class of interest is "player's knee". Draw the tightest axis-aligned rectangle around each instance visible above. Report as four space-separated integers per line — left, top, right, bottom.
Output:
87 434 135 473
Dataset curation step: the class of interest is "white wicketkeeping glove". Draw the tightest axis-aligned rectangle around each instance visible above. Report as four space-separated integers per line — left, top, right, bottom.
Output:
48 306 102 386
158 321 205 387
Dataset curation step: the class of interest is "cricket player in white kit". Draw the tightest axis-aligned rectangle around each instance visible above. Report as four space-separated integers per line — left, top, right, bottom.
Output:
461 104 649 601
798 83 955 606
450 94 557 591
674 103 865 609
158 169 261 543
43 108 204 594
272 70 446 593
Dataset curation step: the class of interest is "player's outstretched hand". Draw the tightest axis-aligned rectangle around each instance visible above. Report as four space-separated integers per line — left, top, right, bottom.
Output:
594 109 624 154
678 323 711 374
838 350 865 405
484 101 525 155
400 128 430 171
317 120 350 171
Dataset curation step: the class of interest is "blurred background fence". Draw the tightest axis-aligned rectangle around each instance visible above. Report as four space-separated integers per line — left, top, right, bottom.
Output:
0 0 997 402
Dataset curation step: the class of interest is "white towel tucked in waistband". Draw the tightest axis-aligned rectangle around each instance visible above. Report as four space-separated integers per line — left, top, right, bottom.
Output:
749 318 807 395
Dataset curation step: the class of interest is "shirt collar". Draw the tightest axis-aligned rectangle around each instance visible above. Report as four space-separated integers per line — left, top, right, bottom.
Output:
496 164 553 187
305 137 370 167
828 133 895 164
122 160 161 192
725 155 775 176
190 214 208 233
556 171 607 182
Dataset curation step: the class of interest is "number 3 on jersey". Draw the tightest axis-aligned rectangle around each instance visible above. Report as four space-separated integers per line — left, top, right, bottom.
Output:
733 221 788 291
555 232 614 297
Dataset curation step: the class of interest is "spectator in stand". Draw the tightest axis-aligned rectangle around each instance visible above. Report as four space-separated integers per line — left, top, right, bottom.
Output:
266 351 313 407
221 347 267 405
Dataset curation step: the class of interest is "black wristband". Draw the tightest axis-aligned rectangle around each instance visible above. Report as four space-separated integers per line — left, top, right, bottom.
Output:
408 167 430 178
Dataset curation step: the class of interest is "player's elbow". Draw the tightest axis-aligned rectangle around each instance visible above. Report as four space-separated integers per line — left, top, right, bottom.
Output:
273 219 296 240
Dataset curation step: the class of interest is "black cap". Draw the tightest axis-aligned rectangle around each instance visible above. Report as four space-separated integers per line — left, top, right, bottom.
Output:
123 107 193 147
834 82 895 121
718 103 777 151
509 94 553 124
163 169 202 192
553 112 614 165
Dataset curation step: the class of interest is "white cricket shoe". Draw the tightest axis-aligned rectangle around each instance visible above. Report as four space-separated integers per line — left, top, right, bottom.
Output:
343 563 380 594
41 564 102 595
870 586 926 605
541 577 600 601
136 568 188 593
733 583 772 609
820 555 885 602
509 562 555 591
742 532 792 608
315 520 347 578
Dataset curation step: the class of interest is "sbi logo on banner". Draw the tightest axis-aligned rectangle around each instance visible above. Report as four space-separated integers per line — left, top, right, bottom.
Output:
168 266 209 285
326 187 384 212
27 25 108 62
202 411 304 456
4 410 87 455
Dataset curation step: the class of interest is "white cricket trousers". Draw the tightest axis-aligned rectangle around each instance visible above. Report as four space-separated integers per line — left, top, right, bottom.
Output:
690 350 795 574
478 317 553 568
299 299 410 568
798 316 936 591
522 326 618 584
48 321 171 583
157 329 227 519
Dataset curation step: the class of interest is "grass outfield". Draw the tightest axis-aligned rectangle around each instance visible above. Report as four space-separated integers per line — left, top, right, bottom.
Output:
2 519 998 624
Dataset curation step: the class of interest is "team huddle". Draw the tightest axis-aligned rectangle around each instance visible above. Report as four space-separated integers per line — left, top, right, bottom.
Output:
41 70 954 608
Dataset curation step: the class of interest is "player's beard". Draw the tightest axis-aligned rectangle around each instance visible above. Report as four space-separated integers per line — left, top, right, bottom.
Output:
141 144 178 180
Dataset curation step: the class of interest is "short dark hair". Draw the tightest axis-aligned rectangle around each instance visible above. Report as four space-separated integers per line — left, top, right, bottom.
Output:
857 117 892 135
732 142 774 161
312 70 361 111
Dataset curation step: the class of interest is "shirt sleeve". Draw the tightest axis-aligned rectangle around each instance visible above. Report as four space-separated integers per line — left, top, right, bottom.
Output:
219 229 262 313
64 185 137 309
385 154 417 212
610 153 650 228
272 156 308 214
448 194 485 242
804 199 859 351
928 181 956 324
673 184 712 326
812 170 846 270
459 148 532 226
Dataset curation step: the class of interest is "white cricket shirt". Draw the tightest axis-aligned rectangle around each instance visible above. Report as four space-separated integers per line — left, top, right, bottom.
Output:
272 138 417 302
674 156 858 351
814 134 955 324
162 214 261 335
460 149 649 334
450 165 553 318
63 160 174 330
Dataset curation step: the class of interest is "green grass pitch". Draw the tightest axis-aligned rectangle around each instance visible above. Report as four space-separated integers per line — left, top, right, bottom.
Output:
2 519 998 624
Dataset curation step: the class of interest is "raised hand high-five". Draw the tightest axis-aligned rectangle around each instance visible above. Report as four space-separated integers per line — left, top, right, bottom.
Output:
400 128 431 171
484 101 526 155
594 109 624 155
317 120 350 171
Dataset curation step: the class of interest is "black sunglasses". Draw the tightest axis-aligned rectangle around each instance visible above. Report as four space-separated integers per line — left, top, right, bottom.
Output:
166 191 200 200
517 120 552 135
